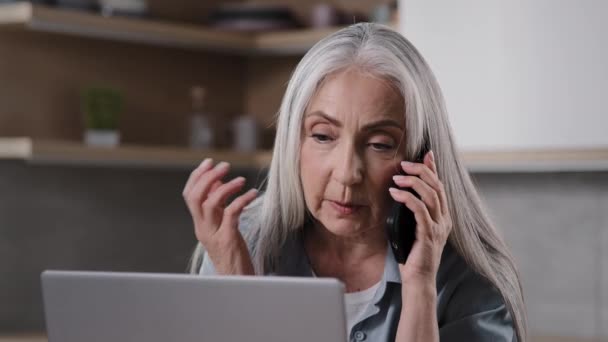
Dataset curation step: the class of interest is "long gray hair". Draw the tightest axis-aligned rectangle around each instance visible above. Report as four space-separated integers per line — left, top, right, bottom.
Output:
190 23 527 341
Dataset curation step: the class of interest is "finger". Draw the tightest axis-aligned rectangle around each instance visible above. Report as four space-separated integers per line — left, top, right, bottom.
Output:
186 162 231 211
401 160 436 184
222 188 259 229
426 151 449 217
424 150 448 217
401 158 447 216
197 177 245 238
204 177 247 215
392 175 441 222
425 151 437 174
433 162 450 218
388 187 433 237
182 158 214 196
209 180 222 194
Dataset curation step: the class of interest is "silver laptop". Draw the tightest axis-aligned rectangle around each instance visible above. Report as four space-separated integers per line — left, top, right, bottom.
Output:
41 270 347 342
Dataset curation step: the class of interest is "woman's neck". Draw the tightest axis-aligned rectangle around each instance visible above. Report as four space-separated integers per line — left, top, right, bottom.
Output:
303 221 387 292
306 222 387 263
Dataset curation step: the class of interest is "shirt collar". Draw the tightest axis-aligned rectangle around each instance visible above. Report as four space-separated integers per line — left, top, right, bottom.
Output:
383 242 402 284
286 232 401 287
283 230 459 308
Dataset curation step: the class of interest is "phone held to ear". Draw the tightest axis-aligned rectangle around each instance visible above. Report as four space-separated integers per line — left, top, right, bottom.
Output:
385 145 429 264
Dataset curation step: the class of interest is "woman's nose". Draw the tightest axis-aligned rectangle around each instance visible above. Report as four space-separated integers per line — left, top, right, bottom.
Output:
332 146 363 186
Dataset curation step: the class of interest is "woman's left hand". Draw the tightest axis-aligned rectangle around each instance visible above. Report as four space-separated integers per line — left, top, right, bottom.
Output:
389 150 453 286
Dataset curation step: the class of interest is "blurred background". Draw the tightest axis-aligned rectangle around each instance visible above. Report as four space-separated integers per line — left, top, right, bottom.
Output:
0 0 606 341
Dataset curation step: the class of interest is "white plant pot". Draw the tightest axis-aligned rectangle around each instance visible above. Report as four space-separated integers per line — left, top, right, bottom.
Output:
84 129 120 148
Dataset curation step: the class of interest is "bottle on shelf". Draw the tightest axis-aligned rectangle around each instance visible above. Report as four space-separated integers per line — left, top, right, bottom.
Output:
188 86 215 149
232 114 259 152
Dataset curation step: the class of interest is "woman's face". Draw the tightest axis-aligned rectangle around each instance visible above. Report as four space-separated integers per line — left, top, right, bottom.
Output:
300 69 405 238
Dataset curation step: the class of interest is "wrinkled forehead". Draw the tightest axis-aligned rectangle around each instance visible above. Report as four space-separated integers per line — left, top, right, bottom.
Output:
305 69 405 125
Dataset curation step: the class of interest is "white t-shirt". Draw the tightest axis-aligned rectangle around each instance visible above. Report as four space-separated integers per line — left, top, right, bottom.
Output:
344 281 382 334
311 269 381 335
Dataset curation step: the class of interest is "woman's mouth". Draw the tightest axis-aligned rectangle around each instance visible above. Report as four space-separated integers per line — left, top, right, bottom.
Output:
328 200 363 215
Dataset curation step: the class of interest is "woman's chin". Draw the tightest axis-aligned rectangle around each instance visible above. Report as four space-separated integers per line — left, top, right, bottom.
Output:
324 225 358 238
318 217 379 238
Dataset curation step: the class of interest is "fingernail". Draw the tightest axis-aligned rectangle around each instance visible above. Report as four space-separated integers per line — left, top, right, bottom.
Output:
401 161 413 167
392 175 406 182
216 161 230 170
234 176 246 183
389 187 398 193
430 150 435 162
200 158 213 168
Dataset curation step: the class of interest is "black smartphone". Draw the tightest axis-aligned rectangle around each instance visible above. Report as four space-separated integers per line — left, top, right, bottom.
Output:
385 145 429 264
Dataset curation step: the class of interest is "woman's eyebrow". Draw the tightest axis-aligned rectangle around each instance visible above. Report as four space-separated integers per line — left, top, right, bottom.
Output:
305 111 342 127
361 119 403 132
305 111 403 132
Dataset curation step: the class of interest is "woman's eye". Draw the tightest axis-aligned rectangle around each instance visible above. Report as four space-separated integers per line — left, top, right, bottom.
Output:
369 143 394 151
312 133 333 143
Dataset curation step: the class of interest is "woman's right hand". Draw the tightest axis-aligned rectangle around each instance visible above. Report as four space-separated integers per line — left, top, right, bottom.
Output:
182 158 258 275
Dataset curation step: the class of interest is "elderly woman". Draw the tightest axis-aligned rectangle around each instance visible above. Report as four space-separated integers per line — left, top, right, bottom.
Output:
183 23 527 342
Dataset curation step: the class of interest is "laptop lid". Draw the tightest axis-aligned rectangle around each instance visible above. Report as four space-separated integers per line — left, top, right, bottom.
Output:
41 270 347 342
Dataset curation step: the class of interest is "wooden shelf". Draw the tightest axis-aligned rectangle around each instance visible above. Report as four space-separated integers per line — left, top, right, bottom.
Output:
1 137 608 172
462 147 608 172
0 2 349 55
0 137 272 169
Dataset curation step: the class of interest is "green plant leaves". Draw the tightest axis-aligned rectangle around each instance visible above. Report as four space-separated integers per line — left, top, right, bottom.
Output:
82 86 123 130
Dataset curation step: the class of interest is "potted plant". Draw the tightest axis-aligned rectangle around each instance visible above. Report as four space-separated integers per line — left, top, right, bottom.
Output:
82 86 123 147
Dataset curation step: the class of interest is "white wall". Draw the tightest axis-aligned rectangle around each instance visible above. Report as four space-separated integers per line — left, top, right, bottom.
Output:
399 0 608 151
